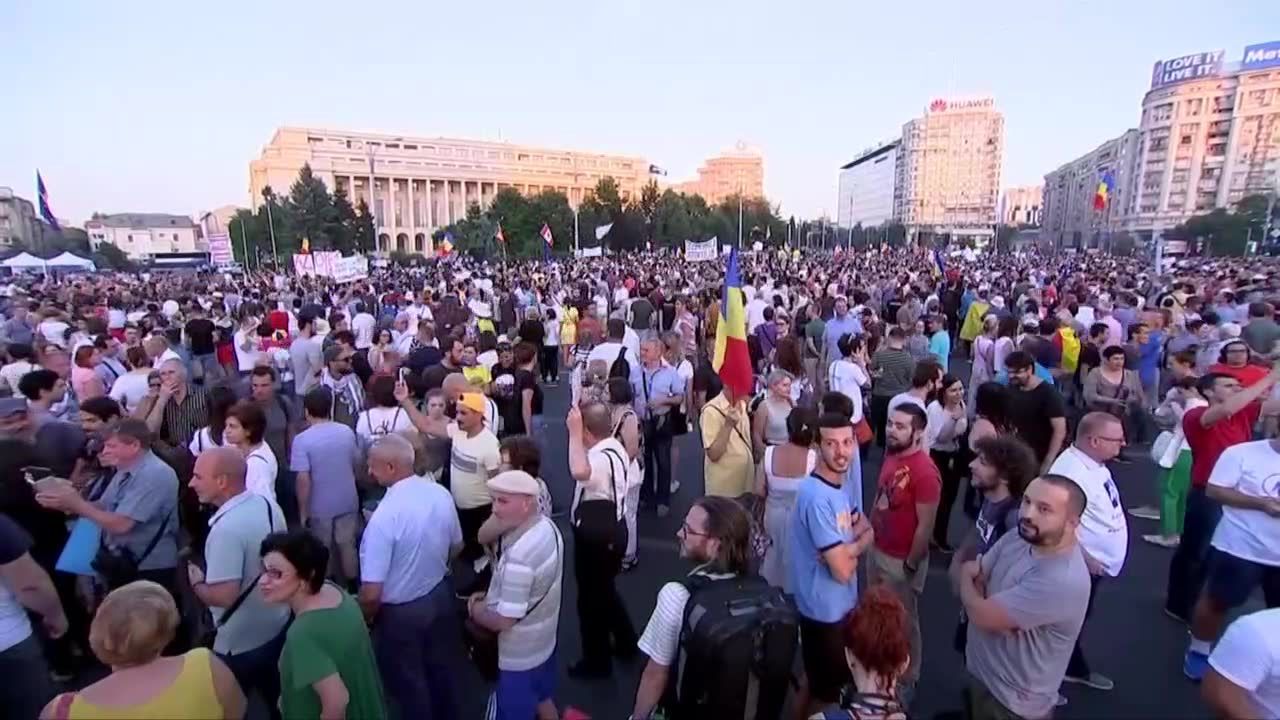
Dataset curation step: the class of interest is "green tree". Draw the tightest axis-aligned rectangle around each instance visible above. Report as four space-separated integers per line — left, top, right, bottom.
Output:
93 243 134 271
331 186 357 253
352 198 376 254
636 181 660 246
259 185 295 262
528 190 574 257
228 208 268 268
287 164 336 251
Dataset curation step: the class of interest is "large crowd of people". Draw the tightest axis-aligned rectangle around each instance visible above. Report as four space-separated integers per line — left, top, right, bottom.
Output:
0 243 1277 719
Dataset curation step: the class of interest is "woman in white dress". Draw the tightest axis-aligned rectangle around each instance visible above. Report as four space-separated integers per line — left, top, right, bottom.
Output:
224 399 278 501
755 407 817 591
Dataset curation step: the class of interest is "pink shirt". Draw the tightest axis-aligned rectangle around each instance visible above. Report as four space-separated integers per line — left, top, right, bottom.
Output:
71 365 102 400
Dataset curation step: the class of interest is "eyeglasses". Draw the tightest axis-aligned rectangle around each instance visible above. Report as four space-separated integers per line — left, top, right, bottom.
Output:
678 523 709 538
1093 435 1126 444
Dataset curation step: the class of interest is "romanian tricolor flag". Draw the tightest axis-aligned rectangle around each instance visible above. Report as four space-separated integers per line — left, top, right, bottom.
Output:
1093 170 1115 211
712 247 753 398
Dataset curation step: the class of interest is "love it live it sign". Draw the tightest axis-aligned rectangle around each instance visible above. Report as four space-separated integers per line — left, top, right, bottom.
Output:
1150 49 1224 89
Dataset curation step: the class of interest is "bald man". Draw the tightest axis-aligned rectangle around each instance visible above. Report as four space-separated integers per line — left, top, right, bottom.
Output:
1047 411 1129 692
187 446 289 716
358 435 463 719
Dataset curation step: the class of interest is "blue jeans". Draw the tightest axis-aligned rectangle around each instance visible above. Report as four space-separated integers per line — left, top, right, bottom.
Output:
219 624 288 720
0 634 54 720
190 352 223 384
372 580 460 720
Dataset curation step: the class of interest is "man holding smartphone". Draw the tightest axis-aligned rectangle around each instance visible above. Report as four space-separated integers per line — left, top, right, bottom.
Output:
787 413 875 718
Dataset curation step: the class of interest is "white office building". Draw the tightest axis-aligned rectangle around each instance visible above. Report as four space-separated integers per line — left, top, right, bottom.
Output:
837 141 899 228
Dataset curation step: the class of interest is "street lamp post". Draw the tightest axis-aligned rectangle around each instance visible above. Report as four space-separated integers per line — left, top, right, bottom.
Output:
264 195 279 267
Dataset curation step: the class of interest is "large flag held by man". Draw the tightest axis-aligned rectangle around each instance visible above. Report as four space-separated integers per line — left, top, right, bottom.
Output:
540 223 553 247
712 247 753 398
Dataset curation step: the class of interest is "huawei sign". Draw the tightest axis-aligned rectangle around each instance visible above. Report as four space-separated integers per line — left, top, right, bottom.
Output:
927 97 994 113
930 99 948 112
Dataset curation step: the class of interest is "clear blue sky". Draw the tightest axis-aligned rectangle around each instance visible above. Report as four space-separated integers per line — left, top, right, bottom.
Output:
2 0 1275 225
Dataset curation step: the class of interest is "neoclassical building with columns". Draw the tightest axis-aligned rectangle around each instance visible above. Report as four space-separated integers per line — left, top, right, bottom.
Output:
249 126 655 254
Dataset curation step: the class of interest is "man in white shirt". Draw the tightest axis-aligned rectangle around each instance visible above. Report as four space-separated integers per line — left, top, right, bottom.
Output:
186 447 289 711
351 302 376 352
1204 608 1280 720
1183 437 1280 681
566 401 636 678
359 435 463 720
586 319 639 375
746 292 769 335
1047 412 1129 693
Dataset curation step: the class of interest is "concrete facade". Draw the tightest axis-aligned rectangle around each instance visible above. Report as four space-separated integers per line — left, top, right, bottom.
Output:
1122 44 1280 240
1041 130 1141 249
836 141 899 228
249 127 657 255
894 97 1004 240
998 185 1044 226
674 143 765 205
86 213 200 260
0 188 46 250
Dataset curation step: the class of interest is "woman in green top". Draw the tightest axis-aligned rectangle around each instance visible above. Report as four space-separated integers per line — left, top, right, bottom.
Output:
259 530 387 720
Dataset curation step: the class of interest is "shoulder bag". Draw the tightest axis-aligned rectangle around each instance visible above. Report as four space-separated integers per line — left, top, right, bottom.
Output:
197 496 276 648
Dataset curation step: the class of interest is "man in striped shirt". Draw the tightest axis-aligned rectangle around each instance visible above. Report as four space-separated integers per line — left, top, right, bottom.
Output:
144 359 209 449
467 470 563 720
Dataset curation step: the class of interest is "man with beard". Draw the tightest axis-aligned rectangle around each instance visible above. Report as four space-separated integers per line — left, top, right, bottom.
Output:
788 413 876 717
319 344 365 429
868 403 940 705
952 474 1091 720
1005 350 1068 474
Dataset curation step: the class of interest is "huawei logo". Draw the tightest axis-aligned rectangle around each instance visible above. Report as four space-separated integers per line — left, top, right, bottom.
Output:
930 99 947 112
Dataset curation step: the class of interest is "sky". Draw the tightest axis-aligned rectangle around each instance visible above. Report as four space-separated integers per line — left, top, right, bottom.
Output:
1 0 1276 226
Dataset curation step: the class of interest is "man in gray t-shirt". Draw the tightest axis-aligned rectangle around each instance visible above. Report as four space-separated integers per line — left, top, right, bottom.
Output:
955 475 1091 719
291 390 362 585
290 314 325 397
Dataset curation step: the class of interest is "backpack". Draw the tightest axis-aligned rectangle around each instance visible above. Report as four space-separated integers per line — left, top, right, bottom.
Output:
662 574 799 720
609 345 631 380
1058 327 1081 373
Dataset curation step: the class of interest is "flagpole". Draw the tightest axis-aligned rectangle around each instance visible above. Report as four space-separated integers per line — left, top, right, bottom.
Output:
737 192 744 250
573 207 580 254
238 219 252 270
264 196 279 268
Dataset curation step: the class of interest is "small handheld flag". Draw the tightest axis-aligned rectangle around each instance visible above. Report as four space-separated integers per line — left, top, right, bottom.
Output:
36 171 60 232
439 231 455 256
595 223 613 240
540 223 553 247
494 223 505 244
932 248 945 276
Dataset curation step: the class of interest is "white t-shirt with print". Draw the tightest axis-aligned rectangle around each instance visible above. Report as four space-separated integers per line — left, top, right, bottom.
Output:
1209 440 1280 567
446 424 501 509
356 406 415 445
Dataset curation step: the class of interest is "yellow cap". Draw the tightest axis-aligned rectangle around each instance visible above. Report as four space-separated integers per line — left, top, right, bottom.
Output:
459 392 486 415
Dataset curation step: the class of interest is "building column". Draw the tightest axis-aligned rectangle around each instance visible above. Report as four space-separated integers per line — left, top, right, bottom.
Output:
426 180 435 233
408 179 417 252
445 180 454 224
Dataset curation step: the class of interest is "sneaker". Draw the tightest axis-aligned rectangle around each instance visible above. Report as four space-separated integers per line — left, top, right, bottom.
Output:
670 480 682 495
657 504 670 518
621 556 639 573
1063 672 1114 691
1128 505 1160 521
1143 533 1179 548
1055 694 1068 708
1183 650 1210 682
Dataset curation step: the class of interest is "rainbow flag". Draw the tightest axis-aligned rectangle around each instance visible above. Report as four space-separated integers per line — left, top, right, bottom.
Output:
712 247 753 398
1093 170 1115 211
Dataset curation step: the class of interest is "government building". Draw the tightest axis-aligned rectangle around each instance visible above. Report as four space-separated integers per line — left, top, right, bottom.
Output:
249 127 659 254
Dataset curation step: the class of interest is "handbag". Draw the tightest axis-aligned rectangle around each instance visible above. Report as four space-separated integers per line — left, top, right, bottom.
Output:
1150 430 1176 468
854 416 874 446
198 497 275 648
572 448 628 553
92 511 171 590
463 519 561 681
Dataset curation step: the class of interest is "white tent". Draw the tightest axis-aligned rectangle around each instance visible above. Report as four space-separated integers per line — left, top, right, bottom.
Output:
46 252 96 271
2 252 47 270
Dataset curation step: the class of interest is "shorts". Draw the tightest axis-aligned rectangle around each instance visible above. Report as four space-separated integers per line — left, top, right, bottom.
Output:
1204 548 1280 609
495 651 557 720
307 512 363 587
799 615 850 704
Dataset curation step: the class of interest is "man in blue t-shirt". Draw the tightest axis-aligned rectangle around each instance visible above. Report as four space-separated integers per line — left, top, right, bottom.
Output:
788 414 874 717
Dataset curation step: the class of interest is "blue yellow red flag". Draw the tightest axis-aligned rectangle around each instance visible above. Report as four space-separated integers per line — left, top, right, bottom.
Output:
712 247 754 398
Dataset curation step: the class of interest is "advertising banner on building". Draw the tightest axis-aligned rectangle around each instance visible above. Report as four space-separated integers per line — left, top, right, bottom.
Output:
207 233 234 267
685 238 717 261
1242 41 1280 71
1150 50 1224 89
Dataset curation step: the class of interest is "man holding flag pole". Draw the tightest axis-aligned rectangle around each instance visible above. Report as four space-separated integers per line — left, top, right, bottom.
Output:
699 247 756 498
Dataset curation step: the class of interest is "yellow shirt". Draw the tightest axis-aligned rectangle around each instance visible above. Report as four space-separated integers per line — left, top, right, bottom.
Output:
700 393 755 497
463 364 492 387
66 649 224 719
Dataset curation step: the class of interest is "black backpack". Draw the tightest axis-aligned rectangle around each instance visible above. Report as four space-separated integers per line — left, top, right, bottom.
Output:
663 573 799 720
609 345 631 380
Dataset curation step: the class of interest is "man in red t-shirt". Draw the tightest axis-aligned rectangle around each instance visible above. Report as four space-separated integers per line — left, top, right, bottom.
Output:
869 403 940 702
1166 367 1280 621
1207 339 1269 388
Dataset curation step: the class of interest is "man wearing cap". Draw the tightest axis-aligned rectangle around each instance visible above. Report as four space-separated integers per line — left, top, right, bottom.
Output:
467 468 563 720
359 435 463 720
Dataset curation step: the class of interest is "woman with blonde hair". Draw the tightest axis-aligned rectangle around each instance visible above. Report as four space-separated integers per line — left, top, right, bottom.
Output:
41 581 245 719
